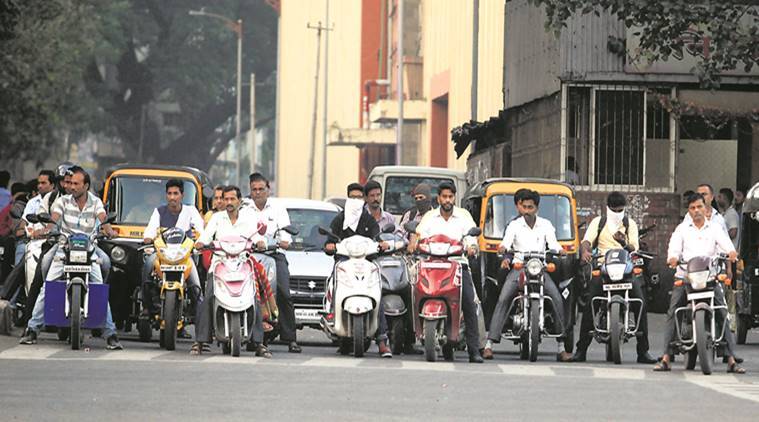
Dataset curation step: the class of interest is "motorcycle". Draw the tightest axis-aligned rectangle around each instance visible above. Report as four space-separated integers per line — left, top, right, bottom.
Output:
589 248 645 364
319 227 382 358
375 226 412 355
499 250 562 362
674 254 731 375
138 227 197 350
411 226 482 362
32 212 115 350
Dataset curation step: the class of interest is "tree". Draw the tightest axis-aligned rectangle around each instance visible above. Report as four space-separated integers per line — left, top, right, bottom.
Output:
523 0 759 87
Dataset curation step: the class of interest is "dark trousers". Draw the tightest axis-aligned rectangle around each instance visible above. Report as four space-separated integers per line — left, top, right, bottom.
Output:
488 269 565 343
272 252 296 342
575 275 650 355
195 272 263 344
461 267 481 353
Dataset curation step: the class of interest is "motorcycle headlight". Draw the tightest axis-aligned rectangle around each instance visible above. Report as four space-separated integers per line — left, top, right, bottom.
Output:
605 263 626 281
687 270 709 290
346 241 365 258
110 246 127 264
160 245 189 263
70 250 88 264
526 259 543 277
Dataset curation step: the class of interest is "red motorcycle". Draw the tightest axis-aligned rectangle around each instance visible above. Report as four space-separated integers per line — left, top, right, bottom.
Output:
412 228 480 362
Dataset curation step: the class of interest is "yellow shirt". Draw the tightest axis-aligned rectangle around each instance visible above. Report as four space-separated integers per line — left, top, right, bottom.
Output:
204 210 216 225
582 215 639 254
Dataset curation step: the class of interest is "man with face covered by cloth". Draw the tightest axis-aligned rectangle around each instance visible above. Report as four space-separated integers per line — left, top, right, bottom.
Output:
397 183 433 237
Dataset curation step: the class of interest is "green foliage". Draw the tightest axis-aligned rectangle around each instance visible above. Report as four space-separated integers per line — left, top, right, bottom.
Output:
523 0 759 87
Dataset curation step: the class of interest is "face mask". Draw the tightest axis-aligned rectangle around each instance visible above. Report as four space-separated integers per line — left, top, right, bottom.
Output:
415 198 431 212
607 207 625 229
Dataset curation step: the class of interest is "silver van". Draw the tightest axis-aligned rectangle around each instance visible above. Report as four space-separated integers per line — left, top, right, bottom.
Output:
368 166 467 219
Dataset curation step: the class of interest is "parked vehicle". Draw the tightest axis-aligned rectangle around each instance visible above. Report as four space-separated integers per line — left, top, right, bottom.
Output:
375 228 412 354
674 254 731 375
589 249 645 364
99 164 212 332
411 226 482 362
737 182 759 344
319 228 382 358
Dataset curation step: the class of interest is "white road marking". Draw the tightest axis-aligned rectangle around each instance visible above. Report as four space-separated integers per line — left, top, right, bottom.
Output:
401 360 456 372
592 367 646 380
685 373 759 404
498 364 555 377
0 345 59 360
99 349 170 361
303 357 363 368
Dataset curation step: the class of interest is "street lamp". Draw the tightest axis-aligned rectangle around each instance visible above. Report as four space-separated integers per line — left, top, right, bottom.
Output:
189 8 243 186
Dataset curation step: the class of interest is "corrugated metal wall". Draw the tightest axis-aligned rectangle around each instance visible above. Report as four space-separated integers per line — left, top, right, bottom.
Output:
558 10 626 78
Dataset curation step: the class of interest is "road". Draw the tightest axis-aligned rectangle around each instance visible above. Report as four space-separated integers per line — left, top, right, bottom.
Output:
2 314 759 421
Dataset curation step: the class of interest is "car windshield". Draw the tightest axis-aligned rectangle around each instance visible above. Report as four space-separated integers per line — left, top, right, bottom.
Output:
287 208 339 251
109 176 197 226
383 176 453 214
484 194 574 241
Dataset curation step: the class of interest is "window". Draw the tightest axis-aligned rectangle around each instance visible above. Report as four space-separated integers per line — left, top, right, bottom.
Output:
484 194 574 241
382 176 451 214
593 89 644 186
109 177 197 225
286 208 338 251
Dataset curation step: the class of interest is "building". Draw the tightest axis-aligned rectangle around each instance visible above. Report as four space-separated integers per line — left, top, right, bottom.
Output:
274 0 504 198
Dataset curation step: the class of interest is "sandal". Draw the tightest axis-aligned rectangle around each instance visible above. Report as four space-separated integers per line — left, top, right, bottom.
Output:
727 362 747 374
653 360 671 372
190 342 210 355
255 344 273 359
262 321 273 332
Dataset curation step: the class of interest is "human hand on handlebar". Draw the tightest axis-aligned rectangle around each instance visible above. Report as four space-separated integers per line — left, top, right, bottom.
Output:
728 251 737 263
379 241 390 251
667 257 678 268
256 240 266 251
466 246 477 257
501 258 511 270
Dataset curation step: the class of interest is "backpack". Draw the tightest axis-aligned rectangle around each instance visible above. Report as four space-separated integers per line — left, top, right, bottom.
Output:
591 215 629 250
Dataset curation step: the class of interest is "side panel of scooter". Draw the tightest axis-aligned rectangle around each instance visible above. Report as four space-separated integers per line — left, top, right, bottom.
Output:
414 259 461 343
333 259 382 338
44 281 109 328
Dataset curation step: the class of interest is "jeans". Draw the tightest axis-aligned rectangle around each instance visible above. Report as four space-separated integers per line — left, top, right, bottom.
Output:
27 252 116 338
14 240 26 266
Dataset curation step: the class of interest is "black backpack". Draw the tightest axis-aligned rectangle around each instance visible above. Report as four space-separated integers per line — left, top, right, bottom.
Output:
591 215 629 250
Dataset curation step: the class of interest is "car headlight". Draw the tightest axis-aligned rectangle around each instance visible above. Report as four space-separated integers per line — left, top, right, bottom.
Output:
526 259 543 277
687 270 709 290
605 263 626 281
110 246 127 264
70 250 88 264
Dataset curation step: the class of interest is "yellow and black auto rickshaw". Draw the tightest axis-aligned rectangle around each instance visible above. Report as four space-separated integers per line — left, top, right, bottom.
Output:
463 178 581 351
99 164 213 333
736 182 759 344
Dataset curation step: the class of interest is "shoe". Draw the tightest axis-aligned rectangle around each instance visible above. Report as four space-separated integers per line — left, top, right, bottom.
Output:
378 340 392 358
288 342 302 353
723 356 744 364
255 344 272 359
404 343 423 355
469 352 484 364
570 350 587 362
557 351 573 362
637 352 657 364
19 329 37 345
482 347 494 360
106 335 123 350
246 342 257 352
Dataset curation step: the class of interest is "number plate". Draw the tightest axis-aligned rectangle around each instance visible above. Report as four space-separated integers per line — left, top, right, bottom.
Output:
295 308 321 322
63 265 92 273
755 268 759 277
687 291 714 301
603 283 632 291
160 265 186 272
633 258 644 266
380 261 402 267
0 246 5 255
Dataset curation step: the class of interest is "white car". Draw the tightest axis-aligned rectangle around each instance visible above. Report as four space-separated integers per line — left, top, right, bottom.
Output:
270 198 339 330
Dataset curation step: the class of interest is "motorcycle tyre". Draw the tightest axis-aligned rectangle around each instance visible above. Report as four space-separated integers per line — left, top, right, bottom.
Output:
163 291 178 351
695 310 713 375
70 284 82 351
389 317 405 355
519 332 529 360
686 349 697 370
230 312 241 357
352 314 364 358
610 302 622 365
137 318 152 342
529 299 540 362
424 319 437 362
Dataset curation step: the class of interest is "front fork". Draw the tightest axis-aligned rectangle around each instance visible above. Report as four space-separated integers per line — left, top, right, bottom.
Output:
65 273 89 319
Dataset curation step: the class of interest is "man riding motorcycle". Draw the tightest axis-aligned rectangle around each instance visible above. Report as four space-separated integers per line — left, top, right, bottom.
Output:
244 172 301 354
19 166 122 350
141 179 205 336
364 180 395 232
397 183 433 237
571 192 657 364
409 181 484 363
653 193 744 373
325 182 393 358
483 188 571 362
194 185 272 357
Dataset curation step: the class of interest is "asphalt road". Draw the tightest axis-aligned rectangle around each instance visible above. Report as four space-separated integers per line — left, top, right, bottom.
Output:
3 314 759 421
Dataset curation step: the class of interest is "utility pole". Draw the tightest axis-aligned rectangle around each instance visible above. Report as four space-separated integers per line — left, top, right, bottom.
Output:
249 73 256 175
320 0 330 200
306 21 332 199
395 0 404 165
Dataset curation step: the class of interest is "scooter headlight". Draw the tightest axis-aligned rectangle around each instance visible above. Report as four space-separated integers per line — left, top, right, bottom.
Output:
110 246 127 264
687 270 709 290
526 259 543 277
70 250 88 264
605 263 626 281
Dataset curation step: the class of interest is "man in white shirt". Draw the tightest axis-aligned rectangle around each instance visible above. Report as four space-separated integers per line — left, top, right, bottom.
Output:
410 181 483 363
682 184 728 233
484 189 572 362
244 172 301 353
718 188 740 252
194 185 270 357
140 179 205 329
654 193 743 373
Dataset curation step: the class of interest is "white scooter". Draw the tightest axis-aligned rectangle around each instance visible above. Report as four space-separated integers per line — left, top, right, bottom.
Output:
319 227 382 358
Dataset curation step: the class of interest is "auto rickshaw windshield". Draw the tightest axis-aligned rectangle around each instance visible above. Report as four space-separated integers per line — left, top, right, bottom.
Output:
110 177 197 225
484 194 574 241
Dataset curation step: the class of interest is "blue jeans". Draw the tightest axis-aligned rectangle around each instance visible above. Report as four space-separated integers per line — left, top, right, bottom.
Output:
14 240 25 265
27 253 116 338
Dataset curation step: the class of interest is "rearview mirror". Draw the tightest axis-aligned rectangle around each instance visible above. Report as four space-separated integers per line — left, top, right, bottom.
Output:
10 206 23 219
37 213 53 224
578 221 587 231
467 227 482 237
104 212 118 225
25 214 39 224
382 223 396 234
403 221 419 234
281 225 299 236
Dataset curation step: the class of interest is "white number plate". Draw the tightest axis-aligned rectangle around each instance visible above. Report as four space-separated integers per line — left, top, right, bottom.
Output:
687 291 714 301
0 246 5 254
603 283 632 291
295 308 321 322
755 268 759 277
633 258 644 266
64 265 92 273
160 265 186 272
380 261 402 267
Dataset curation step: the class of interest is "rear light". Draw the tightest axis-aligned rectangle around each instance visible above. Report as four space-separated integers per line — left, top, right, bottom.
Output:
513 262 524 270
326 313 334 321
591 270 601 277
545 263 556 273
633 267 642 275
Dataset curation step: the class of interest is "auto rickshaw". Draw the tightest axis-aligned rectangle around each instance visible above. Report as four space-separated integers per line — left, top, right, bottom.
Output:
463 178 581 352
99 164 212 334
736 182 759 344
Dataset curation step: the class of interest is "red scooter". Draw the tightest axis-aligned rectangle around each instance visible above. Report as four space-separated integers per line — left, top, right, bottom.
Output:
411 228 480 362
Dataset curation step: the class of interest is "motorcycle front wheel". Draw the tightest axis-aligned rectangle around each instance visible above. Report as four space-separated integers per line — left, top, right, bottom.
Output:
609 302 622 365
695 310 713 375
528 299 540 362
162 290 178 351
423 319 437 362
70 283 82 350
389 317 405 355
230 312 241 357
352 314 365 358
